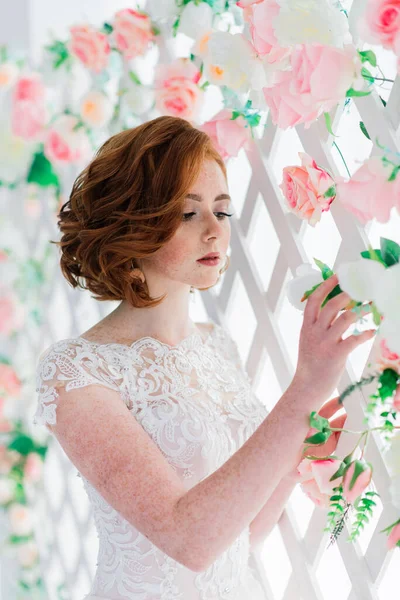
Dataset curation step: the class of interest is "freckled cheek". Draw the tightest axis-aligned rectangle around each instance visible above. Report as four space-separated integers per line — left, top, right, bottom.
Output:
151 241 193 271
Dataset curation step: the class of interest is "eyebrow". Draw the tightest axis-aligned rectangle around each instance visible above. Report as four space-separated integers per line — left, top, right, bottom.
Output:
185 193 231 202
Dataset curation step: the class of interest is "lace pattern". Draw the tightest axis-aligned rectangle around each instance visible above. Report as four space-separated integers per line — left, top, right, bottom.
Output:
34 322 269 600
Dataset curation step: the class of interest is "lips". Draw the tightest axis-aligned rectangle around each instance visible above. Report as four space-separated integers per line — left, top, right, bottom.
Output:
199 253 220 260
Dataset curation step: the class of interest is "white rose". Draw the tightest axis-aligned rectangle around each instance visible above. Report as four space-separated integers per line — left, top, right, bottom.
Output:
17 540 39 568
286 264 322 311
8 503 33 536
179 2 213 41
373 263 400 325
123 85 155 116
274 0 351 47
79 90 114 128
336 258 386 304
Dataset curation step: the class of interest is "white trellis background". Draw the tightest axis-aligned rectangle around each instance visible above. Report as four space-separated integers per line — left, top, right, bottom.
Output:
1 0 400 599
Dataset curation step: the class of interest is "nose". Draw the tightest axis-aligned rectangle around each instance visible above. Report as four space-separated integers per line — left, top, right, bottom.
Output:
202 212 225 240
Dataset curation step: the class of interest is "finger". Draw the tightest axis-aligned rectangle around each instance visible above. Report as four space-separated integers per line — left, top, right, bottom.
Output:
318 291 352 330
340 328 377 353
318 396 343 419
329 413 347 430
304 274 339 325
328 309 360 342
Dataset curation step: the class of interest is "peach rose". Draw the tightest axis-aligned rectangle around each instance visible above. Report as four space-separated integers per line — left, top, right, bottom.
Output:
335 157 398 225
24 453 43 484
388 522 400 550
113 9 155 59
0 446 20 475
0 63 19 89
44 115 92 164
263 43 361 129
79 90 114 128
297 458 343 508
342 460 373 504
199 109 251 161
361 0 400 49
280 152 336 226
154 58 203 121
69 25 110 73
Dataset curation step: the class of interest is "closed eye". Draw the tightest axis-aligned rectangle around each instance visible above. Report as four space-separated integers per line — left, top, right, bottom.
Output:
182 212 234 221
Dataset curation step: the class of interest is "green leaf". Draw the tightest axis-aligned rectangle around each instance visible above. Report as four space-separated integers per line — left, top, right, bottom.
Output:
324 112 337 136
309 411 330 431
361 66 375 83
358 50 377 67
388 165 400 181
380 96 387 107
329 463 346 481
172 16 180 36
26 151 60 188
152 24 161 36
346 88 371 97
101 22 113 34
129 70 142 86
359 121 371 140
231 110 241 120
304 430 331 445
323 185 336 198
377 369 399 401
381 237 400 265
313 258 334 279
360 248 384 263
8 435 35 456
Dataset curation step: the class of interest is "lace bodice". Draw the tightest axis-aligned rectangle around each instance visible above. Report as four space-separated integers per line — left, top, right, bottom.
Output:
33 321 269 600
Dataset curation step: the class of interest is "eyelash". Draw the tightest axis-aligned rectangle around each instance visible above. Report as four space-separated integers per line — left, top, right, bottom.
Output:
182 212 234 221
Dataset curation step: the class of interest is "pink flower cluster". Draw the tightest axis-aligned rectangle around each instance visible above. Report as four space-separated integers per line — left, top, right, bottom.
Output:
199 109 251 161
237 0 362 129
154 58 203 122
361 0 400 67
68 8 155 72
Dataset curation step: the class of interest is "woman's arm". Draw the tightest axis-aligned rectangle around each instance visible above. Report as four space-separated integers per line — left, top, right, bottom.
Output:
249 474 298 552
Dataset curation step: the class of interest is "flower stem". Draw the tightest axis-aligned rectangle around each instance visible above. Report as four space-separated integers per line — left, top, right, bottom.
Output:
332 141 351 178
373 77 395 83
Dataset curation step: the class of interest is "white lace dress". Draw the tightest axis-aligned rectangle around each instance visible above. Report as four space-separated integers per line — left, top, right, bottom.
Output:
33 321 269 600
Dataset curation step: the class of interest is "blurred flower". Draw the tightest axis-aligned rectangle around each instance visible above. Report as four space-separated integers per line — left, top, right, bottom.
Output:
43 114 92 165
113 8 155 59
336 157 399 225
179 1 213 42
16 540 39 568
375 337 400 374
11 74 48 141
79 90 113 128
336 258 386 303
280 152 336 226
69 25 110 73
154 58 204 121
387 522 400 550
199 109 251 161
342 460 373 504
0 121 36 184
359 0 400 50
0 289 26 336
0 477 15 505
123 84 155 116
8 503 33 536
0 62 19 89
24 453 43 484
0 446 20 475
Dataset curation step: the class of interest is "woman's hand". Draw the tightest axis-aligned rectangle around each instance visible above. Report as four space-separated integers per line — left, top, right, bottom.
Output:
283 395 347 483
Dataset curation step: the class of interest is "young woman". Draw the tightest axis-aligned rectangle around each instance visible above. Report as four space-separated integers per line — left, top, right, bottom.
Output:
34 116 375 600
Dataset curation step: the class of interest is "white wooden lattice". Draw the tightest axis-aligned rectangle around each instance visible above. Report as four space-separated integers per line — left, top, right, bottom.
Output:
2 0 400 599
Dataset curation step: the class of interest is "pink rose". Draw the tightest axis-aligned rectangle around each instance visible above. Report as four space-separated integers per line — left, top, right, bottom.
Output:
199 109 251 161
24 453 43 484
263 44 360 129
376 337 400 373
0 292 25 335
388 522 400 550
336 157 398 225
13 75 45 103
11 75 47 141
245 0 290 66
154 59 203 121
113 9 155 59
69 25 110 73
0 364 22 398
361 0 400 49
297 458 343 508
280 152 336 226
44 115 92 165
342 460 373 504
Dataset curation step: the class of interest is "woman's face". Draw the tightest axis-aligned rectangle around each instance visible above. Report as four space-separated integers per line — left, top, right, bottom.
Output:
142 159 232 292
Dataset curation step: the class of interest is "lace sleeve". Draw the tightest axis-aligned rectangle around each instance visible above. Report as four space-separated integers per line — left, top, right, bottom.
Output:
33 339 124 428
